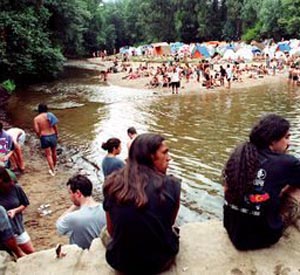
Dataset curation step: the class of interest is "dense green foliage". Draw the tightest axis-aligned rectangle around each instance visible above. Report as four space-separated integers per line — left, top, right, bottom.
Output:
1 0 300 83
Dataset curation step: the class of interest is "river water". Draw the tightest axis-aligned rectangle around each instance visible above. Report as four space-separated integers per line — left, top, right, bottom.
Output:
5 67 300 225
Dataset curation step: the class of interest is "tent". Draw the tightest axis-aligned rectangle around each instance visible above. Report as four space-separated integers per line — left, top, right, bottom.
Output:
191 44 210 59
223 49 236 60
290 47 300 57
170 42 184 54
277 42 291 53
152 42 171 56
235 48 254 62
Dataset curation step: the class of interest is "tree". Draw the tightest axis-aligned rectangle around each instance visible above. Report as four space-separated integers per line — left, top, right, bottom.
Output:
223 0 243 40
0 1 65 82
278 0 300 39
258 0 283 40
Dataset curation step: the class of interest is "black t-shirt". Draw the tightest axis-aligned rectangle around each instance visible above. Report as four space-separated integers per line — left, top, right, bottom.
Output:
0 184 30 235
224 148 300 250
103 174 181 275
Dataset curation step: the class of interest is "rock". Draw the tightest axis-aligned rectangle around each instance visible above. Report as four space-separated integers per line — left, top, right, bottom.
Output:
2 221 300 274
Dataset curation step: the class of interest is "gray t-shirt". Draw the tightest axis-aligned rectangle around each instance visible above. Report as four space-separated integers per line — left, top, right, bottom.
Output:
56 204 106 249
0 184 29 235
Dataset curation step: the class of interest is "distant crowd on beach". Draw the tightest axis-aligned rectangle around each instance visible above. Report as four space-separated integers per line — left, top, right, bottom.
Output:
100 50 300 95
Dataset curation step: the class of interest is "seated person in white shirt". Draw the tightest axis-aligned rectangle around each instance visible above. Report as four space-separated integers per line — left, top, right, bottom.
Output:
56 174 106 249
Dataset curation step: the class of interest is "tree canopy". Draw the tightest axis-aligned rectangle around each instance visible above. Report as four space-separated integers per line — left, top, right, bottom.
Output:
1 0 299 83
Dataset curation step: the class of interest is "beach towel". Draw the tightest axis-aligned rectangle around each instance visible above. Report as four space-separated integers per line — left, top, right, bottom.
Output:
47 112 58 126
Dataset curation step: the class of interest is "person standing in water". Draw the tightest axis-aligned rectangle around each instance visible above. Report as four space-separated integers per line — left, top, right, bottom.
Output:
33 103 59 176
101 138 125 178
127 127 138 150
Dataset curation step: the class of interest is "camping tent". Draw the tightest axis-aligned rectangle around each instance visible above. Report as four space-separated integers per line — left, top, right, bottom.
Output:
235 48 254 62
191 44 210 59
152 42 171 56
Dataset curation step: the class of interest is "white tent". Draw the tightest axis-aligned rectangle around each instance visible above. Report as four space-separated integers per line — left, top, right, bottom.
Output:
235 48 254 62
223 49 236 60
290 47 300 57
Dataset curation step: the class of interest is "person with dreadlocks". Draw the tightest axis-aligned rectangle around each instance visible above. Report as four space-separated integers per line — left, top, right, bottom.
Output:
102 133 181 275
223 113 300 250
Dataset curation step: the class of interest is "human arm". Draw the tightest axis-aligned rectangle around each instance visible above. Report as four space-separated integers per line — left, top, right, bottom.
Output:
7 205 26 219
0 206 25 258
53 124 58 137
170 176 182 225
33 117 40 137
56 205 79 235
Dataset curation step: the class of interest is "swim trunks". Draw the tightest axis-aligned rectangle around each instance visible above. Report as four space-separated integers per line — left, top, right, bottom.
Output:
40 134 57 149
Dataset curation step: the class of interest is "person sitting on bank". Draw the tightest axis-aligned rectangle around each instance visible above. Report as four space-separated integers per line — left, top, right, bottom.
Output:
101 138 125 178
223 113 300 250
102 133 181 275
0 205 25 258
56 174 106 250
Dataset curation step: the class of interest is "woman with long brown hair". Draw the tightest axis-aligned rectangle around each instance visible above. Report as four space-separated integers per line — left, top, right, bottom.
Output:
103 133 181 274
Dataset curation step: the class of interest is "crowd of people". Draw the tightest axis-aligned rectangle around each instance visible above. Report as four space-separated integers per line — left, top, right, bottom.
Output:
2 99 300 274
102 52 300 95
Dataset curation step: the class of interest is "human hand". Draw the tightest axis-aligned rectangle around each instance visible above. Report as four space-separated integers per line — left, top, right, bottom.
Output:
7 209 17 219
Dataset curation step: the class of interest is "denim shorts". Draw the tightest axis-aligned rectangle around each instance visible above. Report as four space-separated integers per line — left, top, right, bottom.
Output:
40 134 57 149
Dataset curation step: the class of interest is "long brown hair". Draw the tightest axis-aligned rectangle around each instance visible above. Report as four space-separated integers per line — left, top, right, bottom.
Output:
103 133 165 208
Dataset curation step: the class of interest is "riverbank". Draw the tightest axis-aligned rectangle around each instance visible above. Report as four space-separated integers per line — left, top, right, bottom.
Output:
7 58 290 252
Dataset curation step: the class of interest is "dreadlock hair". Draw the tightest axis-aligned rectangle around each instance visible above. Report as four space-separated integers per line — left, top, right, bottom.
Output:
103 133 166 208
223 114 290 205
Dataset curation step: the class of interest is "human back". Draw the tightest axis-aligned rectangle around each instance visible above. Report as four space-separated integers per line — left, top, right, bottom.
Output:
34 113 56 136
223 114 300 250
103 133 181 274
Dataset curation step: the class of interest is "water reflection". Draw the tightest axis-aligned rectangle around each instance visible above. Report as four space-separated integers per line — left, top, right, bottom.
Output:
6 68 300 224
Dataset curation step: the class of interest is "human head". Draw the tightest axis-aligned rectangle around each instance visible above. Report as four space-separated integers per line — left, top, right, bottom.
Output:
129 133 170 174
38 103 48 114
0 167 13 193
249 114 290 151
66 174 93 205
127 127 137 139
101 138 121 154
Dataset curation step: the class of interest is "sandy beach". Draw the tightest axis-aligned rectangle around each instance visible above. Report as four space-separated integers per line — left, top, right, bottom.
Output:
17 58 288 252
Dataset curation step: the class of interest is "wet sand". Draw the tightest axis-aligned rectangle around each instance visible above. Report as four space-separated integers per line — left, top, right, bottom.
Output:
21 58 288 252
20 135 73 251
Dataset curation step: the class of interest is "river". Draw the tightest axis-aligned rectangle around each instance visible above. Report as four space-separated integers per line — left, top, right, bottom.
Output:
5 67 300 225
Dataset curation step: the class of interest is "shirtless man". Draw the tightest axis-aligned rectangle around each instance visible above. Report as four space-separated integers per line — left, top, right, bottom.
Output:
33 103 59 176
127 127 137 150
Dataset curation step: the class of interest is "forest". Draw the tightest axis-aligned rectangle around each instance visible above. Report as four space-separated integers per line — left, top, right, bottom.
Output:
0 0 300 83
